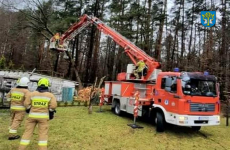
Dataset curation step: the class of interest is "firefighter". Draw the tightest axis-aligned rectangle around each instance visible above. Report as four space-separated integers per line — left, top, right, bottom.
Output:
133 59 146 79
19 78 57 150
7 77 30 140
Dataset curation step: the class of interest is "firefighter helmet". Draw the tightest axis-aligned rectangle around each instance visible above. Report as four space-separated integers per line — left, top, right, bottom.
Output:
38 78 50 87
17 77 30 87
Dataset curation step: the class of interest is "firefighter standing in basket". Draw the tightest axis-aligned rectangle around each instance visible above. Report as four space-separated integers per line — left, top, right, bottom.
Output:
19 78 57 150
134 59 146 79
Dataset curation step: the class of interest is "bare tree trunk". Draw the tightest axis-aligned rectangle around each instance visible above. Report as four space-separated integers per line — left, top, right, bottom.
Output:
180 0 185 65
103 37 110 76
79 52 85 77
85 26 96 83
107 39 115 81
187 1 194 66
166 34 172 70
90 0 103 82
65 51 83 89
79 34 84 73
72 35 79 80
75 35 79 68
136 0 140 44
54 53 59 72
85 0 99 83
193 23 197 53
171 0 181 69
154 0 167 61
221 0 226 67
226 66 229 127
67 39 76 78
90 30 101 82
144 0 151 54
112 42 117 80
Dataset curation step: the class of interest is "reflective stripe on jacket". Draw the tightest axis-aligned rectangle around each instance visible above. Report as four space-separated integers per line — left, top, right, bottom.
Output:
11 105 26 110
7 88 30 111
29 112 49 119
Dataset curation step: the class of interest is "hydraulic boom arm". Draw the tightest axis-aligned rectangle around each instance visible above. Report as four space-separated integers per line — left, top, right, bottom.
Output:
50 14 161 81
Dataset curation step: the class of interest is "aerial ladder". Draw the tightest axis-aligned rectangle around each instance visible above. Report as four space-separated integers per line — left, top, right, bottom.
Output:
49 14 161 82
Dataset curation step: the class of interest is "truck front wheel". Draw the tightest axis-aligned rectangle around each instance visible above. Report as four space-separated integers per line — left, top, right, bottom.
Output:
155 112 165 132
114 101 121 116
191 126 201 131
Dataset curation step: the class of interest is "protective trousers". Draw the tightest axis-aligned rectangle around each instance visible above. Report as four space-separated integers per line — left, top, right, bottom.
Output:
133 70 140 79
19 118 48 150
134 69 144 79
9 111 26 137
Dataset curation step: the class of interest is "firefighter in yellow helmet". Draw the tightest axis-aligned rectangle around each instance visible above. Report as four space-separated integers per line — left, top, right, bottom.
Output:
133 59 146 79
7 77 30 140
19 78 57 150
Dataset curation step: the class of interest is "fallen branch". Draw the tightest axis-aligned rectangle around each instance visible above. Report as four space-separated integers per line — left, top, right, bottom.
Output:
97 76 106 89
88 77 97 114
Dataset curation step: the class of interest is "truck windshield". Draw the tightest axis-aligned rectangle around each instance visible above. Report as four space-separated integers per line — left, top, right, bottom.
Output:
182 79 217 97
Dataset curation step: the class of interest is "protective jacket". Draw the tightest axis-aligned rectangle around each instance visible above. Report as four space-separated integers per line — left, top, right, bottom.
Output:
24 91 57 119
7 88 30 111
136 61 146 72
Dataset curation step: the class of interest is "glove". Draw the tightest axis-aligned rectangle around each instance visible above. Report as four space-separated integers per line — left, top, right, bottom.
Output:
49 110 56 120
26 106 31 113
26 109 30 113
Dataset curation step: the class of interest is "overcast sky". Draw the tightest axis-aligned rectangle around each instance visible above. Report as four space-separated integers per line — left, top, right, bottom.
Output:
1 0 221 18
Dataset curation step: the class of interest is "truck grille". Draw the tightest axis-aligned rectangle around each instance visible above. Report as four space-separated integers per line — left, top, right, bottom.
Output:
190 103 215 112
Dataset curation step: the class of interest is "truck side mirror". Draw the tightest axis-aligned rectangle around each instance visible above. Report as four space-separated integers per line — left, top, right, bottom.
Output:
165 78 172 87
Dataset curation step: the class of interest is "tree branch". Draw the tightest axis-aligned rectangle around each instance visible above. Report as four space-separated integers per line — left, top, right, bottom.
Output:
40 32 50 40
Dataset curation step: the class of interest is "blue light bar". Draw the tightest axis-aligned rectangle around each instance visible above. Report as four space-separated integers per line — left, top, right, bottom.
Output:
204 71 209 75
174 68 179 72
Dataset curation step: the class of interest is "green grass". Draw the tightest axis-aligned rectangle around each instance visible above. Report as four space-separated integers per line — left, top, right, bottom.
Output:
0 106 230 150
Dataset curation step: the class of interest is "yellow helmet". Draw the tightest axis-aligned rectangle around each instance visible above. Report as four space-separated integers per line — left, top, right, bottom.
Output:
38 78 50 87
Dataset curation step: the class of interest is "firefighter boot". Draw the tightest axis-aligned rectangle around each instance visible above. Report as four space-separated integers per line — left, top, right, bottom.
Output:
8 135 20 140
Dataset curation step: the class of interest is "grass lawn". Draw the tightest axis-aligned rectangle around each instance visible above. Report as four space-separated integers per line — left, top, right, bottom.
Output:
0 106 230 150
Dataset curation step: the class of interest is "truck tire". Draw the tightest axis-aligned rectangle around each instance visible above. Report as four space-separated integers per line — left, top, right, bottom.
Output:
114 101 121 116
111 106 115 112
191 126 201 131
155 112 165 132
151 111 156 125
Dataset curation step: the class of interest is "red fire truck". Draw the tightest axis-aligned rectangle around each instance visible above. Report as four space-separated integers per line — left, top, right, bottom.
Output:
50 14 220 132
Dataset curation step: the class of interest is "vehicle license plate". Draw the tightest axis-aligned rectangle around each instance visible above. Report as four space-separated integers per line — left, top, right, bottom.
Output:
199 117 209 120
